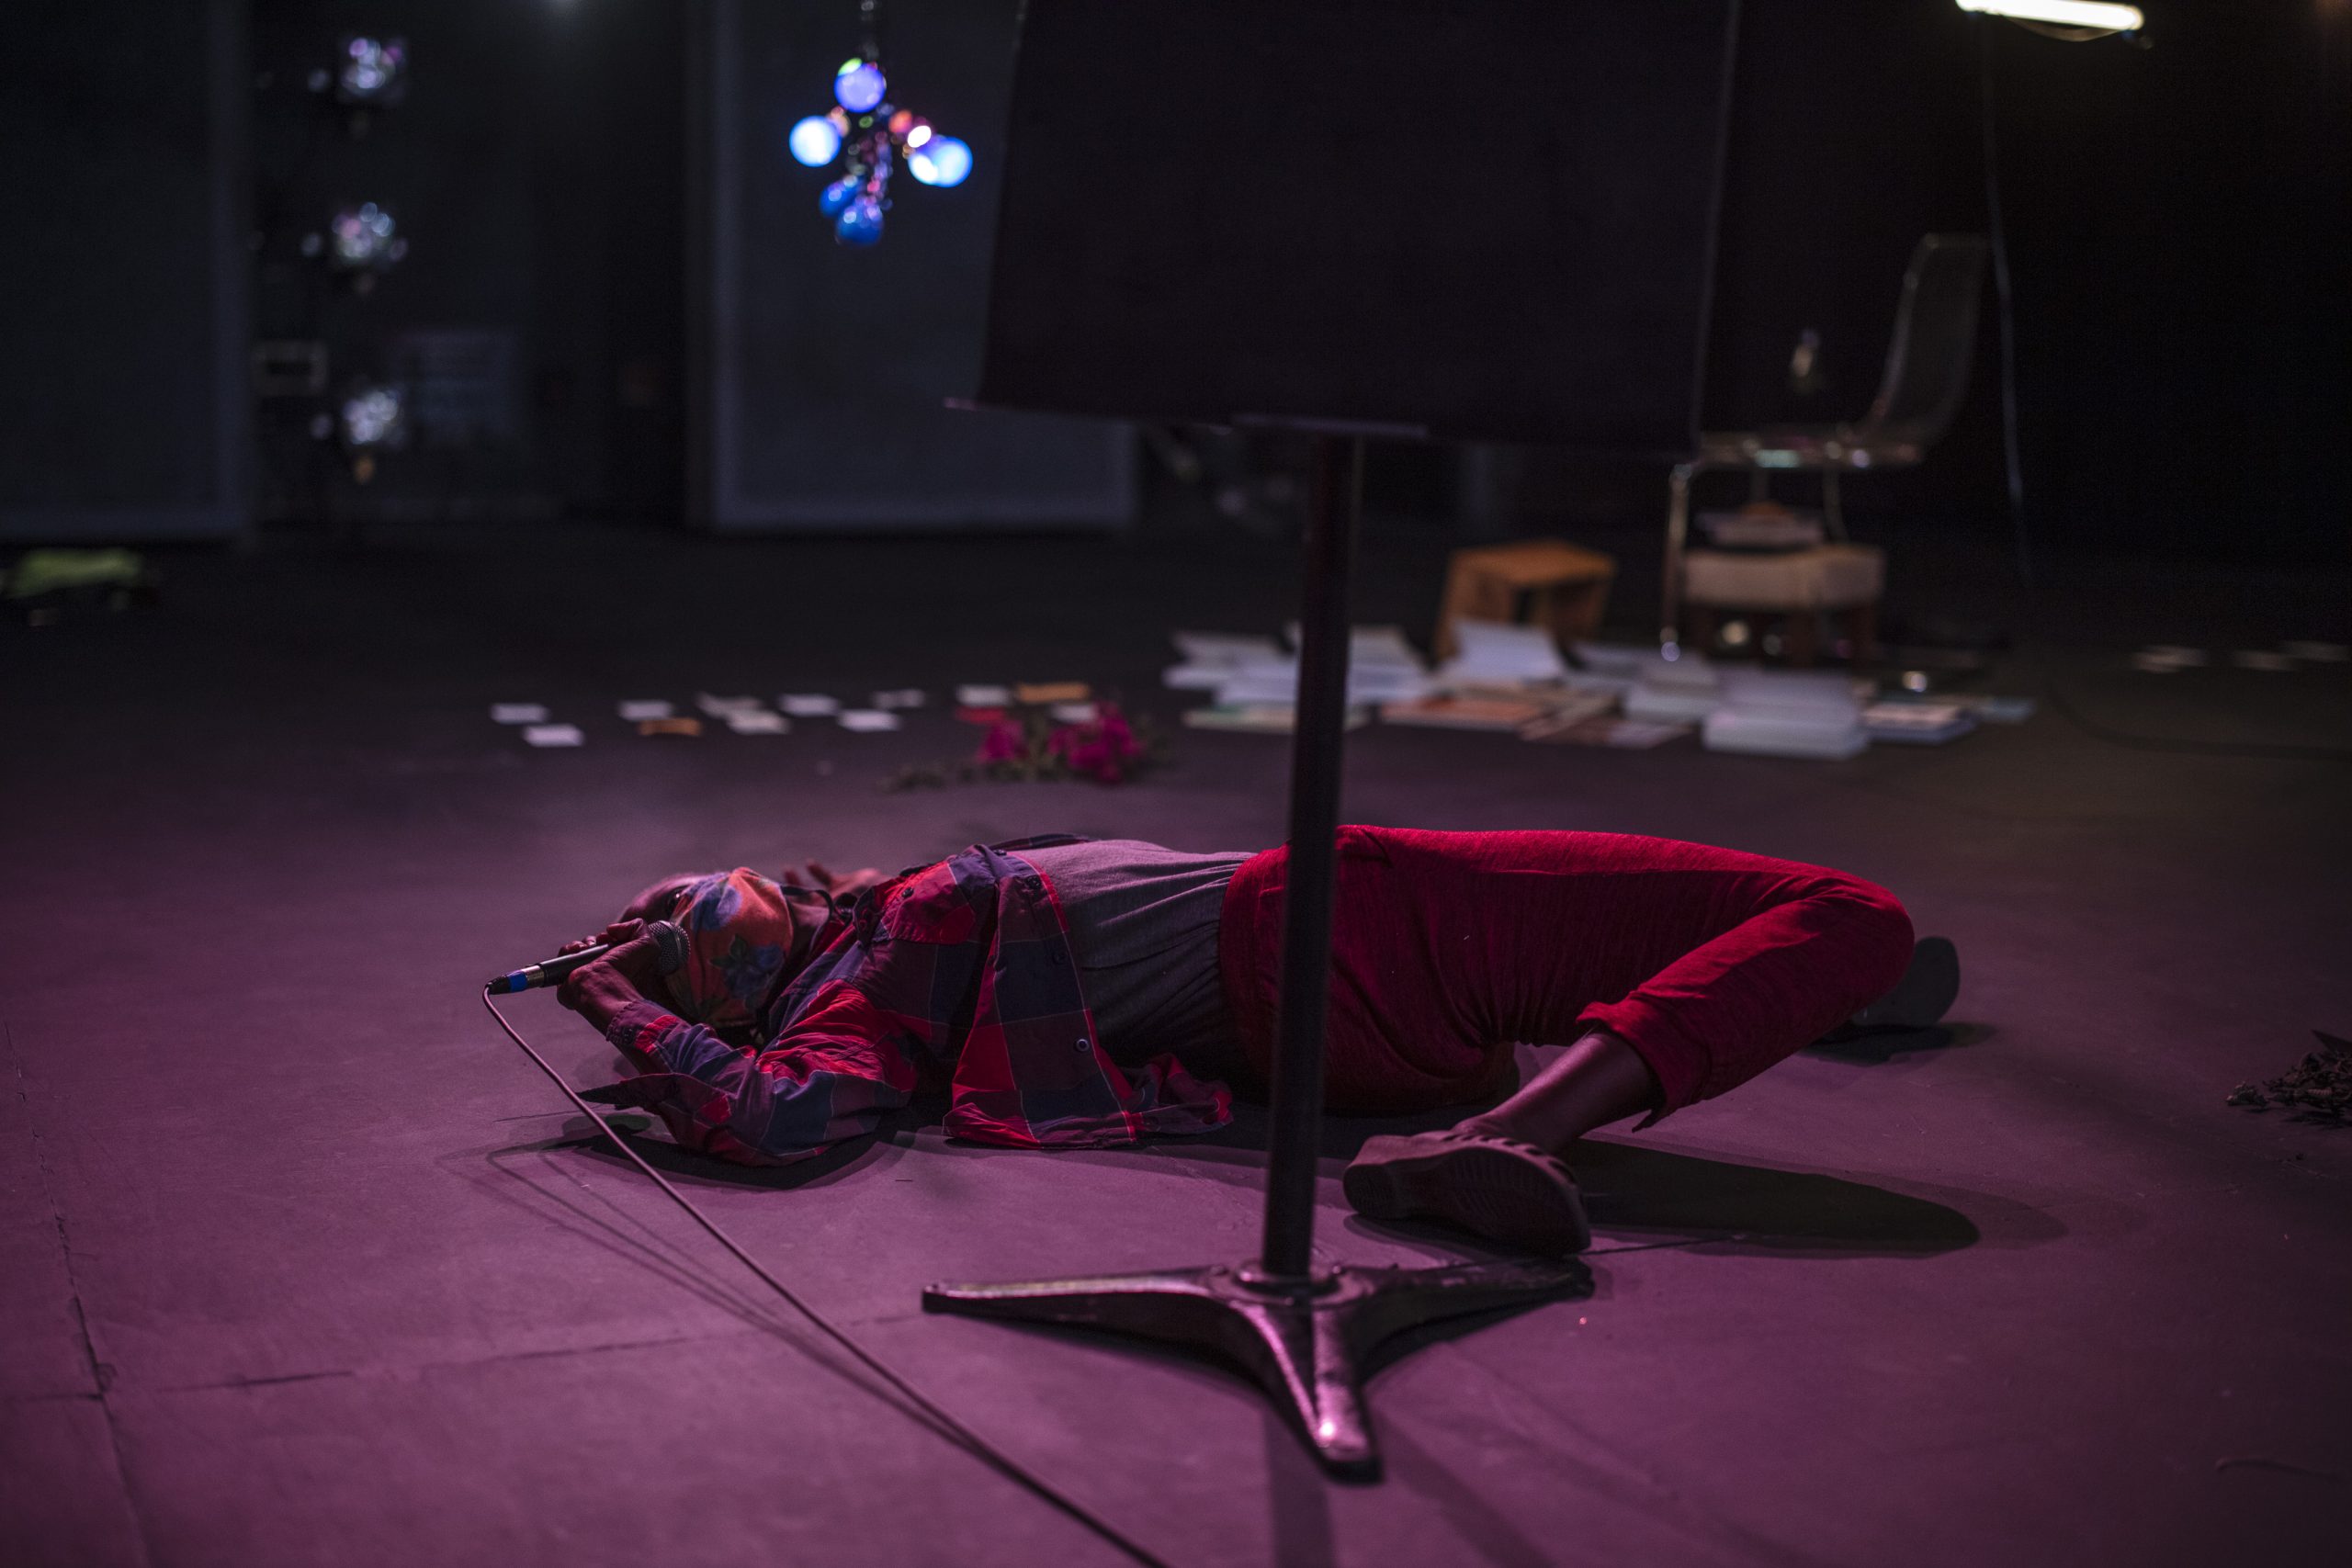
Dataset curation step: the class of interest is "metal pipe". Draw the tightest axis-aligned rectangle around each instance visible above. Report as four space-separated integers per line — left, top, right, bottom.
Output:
1660 460 1696 652
1258 434 1362 1282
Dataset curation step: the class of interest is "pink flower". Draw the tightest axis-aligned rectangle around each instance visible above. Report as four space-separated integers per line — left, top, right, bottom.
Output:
1054 703 1143 784
976 719 1026 764
1097 707 1139 759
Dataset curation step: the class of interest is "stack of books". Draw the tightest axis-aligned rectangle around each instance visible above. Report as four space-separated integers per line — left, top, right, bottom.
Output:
1702 668 1867 759
1861 701 1976 745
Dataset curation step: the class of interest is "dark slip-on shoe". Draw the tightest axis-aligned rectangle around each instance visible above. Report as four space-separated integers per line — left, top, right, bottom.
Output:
1844 935 1962 1032
1342 1130 1591 1257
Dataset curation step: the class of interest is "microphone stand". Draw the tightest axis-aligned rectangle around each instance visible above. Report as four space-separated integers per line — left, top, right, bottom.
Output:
922 435 1590 1479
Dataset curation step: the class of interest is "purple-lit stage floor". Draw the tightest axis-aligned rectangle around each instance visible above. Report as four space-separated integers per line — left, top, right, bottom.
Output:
4 523 2346 1567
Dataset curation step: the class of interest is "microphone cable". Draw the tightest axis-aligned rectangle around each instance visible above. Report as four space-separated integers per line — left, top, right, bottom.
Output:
481 988 1175 1568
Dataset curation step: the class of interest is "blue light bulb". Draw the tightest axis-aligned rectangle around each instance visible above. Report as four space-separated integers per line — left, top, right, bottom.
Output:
818 177 860 218
787 116 842 167
906 134 973 188
833 60 887 114
835 195 885 246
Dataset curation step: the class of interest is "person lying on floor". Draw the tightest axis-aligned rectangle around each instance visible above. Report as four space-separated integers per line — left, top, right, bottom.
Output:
553 829 1959 1258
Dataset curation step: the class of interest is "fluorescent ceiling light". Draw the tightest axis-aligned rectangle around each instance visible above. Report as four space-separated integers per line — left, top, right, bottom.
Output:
1956 0 2144 29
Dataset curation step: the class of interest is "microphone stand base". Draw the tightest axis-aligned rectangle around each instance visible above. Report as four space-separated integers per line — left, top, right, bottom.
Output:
922 1257 1589 1480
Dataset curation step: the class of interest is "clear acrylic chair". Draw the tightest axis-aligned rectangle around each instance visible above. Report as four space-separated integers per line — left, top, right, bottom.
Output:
1660 232 1990 649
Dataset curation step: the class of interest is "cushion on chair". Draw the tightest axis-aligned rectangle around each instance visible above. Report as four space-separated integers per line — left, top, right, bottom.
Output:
1680 544 1884 611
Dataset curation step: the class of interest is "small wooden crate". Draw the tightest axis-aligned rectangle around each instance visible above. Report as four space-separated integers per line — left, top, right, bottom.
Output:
1435 539 1617 660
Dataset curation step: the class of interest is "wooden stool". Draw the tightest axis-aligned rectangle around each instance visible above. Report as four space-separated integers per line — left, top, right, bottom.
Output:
1679 543 1883 667
1435 539 1617 660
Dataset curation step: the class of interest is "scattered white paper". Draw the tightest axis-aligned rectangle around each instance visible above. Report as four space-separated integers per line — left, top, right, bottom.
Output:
1621 651 1724 724
2136 645 2209 671
1168 632 1293 691
1286 623 1428 672
1863 702 1976 744
1704 707 1868 759
1560 671 1636 698
1216 658 1431 707
492 703 550 725
956 683 1013 707
695 693 764 716
2282 640 2348 663
1049 701 1099 724
781 694 841 716
871 688 927 709
617 700 673 721
1213 662 1430 705
522 724 583 748
837 709 901 732
725 711 790 735
1171 631 1283 667
1182 704 1373 734
1906 693 2036 723
2231 650 2297 672
1718 667 1861 715
1214 662 1300 705
1438 617 1568 684
1570 641 1658 676
1355 626 1428 671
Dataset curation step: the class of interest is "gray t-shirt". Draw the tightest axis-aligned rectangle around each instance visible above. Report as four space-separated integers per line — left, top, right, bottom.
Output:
1013 839 1250 1075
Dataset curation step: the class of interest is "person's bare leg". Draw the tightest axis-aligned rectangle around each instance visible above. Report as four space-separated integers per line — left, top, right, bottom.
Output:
1452 1029 1659 1156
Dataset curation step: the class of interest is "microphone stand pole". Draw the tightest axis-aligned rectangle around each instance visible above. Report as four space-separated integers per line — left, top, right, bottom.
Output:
924 435 1589 1479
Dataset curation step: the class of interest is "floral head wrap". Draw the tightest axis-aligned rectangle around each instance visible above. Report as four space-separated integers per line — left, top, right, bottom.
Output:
655 868 800 1035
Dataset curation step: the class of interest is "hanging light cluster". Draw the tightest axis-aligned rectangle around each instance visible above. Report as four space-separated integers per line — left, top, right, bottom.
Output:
330 36 408 106
786 52 971 246
324 202 407 271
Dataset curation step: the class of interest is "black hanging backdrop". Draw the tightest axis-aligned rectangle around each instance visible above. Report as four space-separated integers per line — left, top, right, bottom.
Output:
979 0 1741 453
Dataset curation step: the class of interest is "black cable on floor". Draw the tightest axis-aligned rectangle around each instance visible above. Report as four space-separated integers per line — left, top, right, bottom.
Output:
482 990 1175 1568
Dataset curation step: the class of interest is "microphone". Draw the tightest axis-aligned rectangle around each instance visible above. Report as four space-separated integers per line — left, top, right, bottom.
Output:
487 921 686 995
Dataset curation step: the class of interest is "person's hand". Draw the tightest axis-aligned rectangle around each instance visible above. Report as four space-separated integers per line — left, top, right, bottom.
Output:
557 920 644 957
556 924 666 1032
782 859 886 901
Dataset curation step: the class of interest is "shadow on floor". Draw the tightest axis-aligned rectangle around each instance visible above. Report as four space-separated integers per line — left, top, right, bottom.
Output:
1572 1137 2074 1255
1804 1020 1995 1065
544 1106 931 1190
536 1087 2059 1258
1145 1096 2053 1257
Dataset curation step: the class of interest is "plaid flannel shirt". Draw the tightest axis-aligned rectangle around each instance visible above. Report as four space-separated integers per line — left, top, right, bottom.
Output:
581 839 1235 1164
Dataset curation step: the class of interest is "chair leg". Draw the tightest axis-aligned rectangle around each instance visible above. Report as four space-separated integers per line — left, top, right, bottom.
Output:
1783 610 1818 667
1848 603 1878 667
1687 604 1717 657
1661 462 1697 651
1435 561 1474 661
1823 467 1848 541
1551 579 1608 648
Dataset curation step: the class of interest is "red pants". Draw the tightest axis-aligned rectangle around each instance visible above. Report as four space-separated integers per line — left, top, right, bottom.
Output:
1216 827 1914 1117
